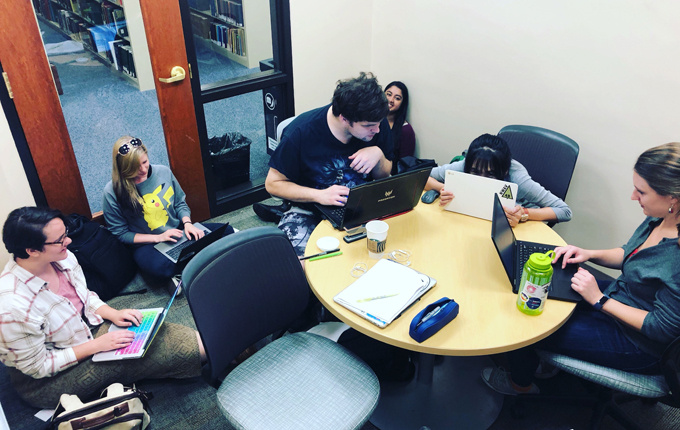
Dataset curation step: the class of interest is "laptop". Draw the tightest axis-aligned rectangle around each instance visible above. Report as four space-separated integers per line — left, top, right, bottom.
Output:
444 170 518 220
490 194 581 302
315 167 431 230
154 223 229 267
92 282 181 362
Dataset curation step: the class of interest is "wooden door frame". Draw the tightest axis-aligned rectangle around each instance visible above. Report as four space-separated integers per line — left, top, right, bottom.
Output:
0 1 90 217
0 1 210 221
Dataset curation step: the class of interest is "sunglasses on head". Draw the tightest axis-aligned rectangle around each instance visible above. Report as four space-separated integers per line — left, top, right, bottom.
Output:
118 138 142 156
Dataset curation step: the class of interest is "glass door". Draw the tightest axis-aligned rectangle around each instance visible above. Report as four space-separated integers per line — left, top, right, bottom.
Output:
180 0 294 215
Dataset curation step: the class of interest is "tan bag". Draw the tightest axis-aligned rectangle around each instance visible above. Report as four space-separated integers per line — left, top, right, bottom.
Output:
49 383 152 430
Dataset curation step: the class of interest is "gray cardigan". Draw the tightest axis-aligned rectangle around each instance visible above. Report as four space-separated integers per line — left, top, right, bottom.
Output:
429 160 572 223
606 217 680 357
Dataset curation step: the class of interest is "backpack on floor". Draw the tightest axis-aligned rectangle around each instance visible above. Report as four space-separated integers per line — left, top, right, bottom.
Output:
65 213 137 300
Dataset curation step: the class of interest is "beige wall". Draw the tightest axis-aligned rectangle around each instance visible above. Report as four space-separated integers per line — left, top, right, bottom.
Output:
0 104 35 266
291 0 680 275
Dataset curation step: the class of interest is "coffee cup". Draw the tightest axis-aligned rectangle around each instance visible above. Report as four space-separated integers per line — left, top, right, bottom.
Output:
366 220 389 259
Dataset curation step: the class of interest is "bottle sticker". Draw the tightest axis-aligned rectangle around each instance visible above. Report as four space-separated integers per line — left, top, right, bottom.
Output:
520 280 550 309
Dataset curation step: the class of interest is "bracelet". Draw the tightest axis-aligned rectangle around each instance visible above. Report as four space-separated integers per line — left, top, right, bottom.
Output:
183 221 192 225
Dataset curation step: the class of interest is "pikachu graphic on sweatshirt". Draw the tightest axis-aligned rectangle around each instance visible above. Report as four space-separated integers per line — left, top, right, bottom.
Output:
142 184 175 231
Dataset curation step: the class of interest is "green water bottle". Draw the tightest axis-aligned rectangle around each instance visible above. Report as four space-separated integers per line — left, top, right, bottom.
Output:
516 250 555 316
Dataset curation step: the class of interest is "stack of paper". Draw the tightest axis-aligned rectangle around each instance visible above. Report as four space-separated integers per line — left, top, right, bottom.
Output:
334 259 436 328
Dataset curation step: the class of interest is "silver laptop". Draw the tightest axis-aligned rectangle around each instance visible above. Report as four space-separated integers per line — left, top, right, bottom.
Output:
443 170 518 220
92 282 181 362
154 222 228 266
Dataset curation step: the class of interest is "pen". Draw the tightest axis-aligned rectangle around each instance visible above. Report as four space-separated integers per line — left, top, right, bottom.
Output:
308 251 343 261
357 293 399 303
416 302 449 327
300 248 341 261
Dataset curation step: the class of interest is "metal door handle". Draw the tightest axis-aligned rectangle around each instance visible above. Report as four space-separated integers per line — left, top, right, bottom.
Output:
158 66 186 83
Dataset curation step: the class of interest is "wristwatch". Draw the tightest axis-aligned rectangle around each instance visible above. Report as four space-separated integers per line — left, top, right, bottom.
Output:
592 294 610 311
519 207 529 223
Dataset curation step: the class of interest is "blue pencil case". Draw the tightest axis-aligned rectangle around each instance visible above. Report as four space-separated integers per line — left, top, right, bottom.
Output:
409 297 459 343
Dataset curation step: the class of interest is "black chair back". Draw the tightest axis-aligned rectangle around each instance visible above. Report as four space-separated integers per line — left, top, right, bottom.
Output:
182 227 310 383
498 125 579 201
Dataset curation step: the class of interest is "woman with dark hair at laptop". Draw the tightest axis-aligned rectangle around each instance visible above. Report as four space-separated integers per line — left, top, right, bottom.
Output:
424 134 572 226
385 81 416 174
481 142 680 396
0 206 206 408
102 136 233 290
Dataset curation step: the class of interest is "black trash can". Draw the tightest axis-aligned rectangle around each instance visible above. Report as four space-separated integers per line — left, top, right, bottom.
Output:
208 132 251 188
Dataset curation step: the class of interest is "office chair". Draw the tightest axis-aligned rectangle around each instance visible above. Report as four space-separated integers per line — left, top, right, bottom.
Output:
529 337 680 430
276 115 297 141
182 227 380 430
497 125 580 202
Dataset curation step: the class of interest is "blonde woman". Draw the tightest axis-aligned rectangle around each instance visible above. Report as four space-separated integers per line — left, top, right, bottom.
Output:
102 136 232 285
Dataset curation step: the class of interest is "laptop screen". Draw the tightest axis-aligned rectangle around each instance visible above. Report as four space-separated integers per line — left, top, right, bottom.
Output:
491 194 517 283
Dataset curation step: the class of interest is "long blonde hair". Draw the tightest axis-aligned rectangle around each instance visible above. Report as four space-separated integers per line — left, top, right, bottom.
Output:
112 135 148 216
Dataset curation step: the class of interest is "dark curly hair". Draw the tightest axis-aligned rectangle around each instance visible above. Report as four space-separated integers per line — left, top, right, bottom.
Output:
331 72 389 123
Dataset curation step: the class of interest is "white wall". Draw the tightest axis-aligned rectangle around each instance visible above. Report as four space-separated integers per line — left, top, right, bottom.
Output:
0 104 35 266
289 0 373 112
291 0 680 274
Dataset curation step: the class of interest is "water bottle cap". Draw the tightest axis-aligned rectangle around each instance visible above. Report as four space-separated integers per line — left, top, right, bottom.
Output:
527 250 555 271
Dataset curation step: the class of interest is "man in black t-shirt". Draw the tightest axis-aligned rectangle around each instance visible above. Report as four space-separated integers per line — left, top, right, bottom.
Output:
264 72 395 255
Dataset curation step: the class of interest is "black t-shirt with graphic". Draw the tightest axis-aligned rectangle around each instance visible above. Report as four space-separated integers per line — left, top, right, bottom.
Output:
269 104 394 191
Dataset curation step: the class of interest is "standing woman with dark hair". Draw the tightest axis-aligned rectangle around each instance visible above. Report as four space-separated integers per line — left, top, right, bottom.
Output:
0 207 205 408
385 81 416 173
102 136 233 287
482 142 680 396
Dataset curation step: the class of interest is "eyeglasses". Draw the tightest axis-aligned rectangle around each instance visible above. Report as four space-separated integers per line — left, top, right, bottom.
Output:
44 227 69 246
118 138 142 156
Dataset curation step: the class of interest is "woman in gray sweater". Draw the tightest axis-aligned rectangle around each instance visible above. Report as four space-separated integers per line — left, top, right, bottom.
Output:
482 142 680 395
426 134 572 226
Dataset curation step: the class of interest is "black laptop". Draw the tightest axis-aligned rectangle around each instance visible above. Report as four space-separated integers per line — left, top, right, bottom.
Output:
490 194 581 302
315 167 431 230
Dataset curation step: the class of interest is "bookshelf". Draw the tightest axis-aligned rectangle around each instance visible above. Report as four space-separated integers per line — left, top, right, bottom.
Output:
33 0 154 91
189 0 272 69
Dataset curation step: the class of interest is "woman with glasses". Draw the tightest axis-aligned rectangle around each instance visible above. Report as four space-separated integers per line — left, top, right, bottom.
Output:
424 133 572 226
102 136 233 287
0 206 206 408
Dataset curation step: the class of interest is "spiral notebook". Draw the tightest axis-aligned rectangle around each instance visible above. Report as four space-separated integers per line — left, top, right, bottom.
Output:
334 259 436 328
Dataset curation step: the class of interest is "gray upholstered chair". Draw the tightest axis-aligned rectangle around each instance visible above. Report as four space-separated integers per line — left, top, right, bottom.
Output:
182 226 380 430
531 337 680 430
497 125 580 202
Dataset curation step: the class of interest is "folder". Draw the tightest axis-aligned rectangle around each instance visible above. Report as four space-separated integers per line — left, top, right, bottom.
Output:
333 259 436 328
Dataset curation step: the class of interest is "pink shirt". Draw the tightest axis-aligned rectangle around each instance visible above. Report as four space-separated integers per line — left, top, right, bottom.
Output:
55 264 84 316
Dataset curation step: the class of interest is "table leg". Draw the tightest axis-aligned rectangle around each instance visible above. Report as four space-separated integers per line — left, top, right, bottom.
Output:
369 354 504 430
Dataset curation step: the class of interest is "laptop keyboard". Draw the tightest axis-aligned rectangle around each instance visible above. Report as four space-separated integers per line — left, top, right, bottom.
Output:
328 206 346 223
165 229 209 260
115 309 159 356
166 240 193 260
518 242 550 269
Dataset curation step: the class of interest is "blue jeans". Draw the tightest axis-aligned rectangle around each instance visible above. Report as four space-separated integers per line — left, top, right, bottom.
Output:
132 222 234 281
507 302 660 387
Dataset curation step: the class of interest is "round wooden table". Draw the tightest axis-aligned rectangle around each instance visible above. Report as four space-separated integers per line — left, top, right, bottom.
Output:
305 201 577 429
